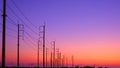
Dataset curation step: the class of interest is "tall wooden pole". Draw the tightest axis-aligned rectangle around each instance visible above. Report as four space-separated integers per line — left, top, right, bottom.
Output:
72 55 74 67
46 48 48 67
17 24 20 67
50 51 53 68
53 41 55 67
43 24 45 68
37 40 40 68
2 0 6 67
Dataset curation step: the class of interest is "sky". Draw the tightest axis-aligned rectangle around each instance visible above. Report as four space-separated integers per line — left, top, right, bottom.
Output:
0 0 120 67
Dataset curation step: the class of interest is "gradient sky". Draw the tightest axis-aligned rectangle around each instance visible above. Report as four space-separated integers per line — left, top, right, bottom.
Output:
0 0 120 67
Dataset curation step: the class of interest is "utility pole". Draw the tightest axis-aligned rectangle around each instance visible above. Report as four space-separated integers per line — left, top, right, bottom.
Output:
72 55 74 67
59 52 61 67
62 55 65 67
50 51 53 68
43 24 45 68
46 48 48 67
56 48 59 68
39 24 45 68
37 40 40 68
17 24 20 67
66 57 68 67
2 0 6 67
52 41 55 67
17 24 24 68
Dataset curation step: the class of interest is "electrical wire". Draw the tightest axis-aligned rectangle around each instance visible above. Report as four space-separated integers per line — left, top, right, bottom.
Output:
7 16 18 26
0 4 37 56
0 23 17 33
24 31 36 41
23 39 37 51
10 0 38 29
24 33 37 47
7 4 38 35
6 33 17 39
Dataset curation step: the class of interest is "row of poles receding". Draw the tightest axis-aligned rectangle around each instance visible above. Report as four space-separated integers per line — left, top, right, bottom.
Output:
1 0 74 68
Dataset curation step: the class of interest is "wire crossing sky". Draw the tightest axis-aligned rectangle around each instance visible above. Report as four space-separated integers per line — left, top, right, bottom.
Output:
0 0 120 68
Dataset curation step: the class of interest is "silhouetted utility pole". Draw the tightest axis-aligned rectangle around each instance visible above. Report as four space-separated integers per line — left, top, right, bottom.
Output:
72 55 74 67
43 24 45 68
17 24 20 67
66 57 68 67
56 48 59 67
46 48 48 67
37 40 40 68
2 0 6 67
39 24 45 68
62 55 65 67
17 24 24 67
50 51 53 68
51 41 55 67
59 52 61 67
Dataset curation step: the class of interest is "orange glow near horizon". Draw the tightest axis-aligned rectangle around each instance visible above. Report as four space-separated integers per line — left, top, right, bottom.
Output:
0 35 120 66
1 0 120 67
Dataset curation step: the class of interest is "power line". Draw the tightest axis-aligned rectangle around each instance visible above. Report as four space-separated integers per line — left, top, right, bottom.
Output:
7 4 38 35
24 31 36 41
6 33 17 38
24 33 36 47
0 22 17 33
24 36 37 51
10 0 38 29
24 31 37 46
7 16 17 26
1 17 17 34
6 26 17 33
23 39 36 51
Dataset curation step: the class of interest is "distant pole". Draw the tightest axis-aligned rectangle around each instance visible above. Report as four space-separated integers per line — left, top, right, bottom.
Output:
17 24 24 67
72 55 74 67
17 24 20 67
46 48 48 67
37 40 40 68
56 48 59 67
43 24 45 68
50 51 53 68
62 55 65 67
66 57 68 67
59 52 61 67
2 0 6 67
39 24 45 68
52 41 55 67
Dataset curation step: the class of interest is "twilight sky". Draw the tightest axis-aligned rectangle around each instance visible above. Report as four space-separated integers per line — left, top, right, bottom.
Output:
0 0 120 67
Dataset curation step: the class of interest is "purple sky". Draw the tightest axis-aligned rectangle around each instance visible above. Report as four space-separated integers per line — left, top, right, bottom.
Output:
0 0 120 67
